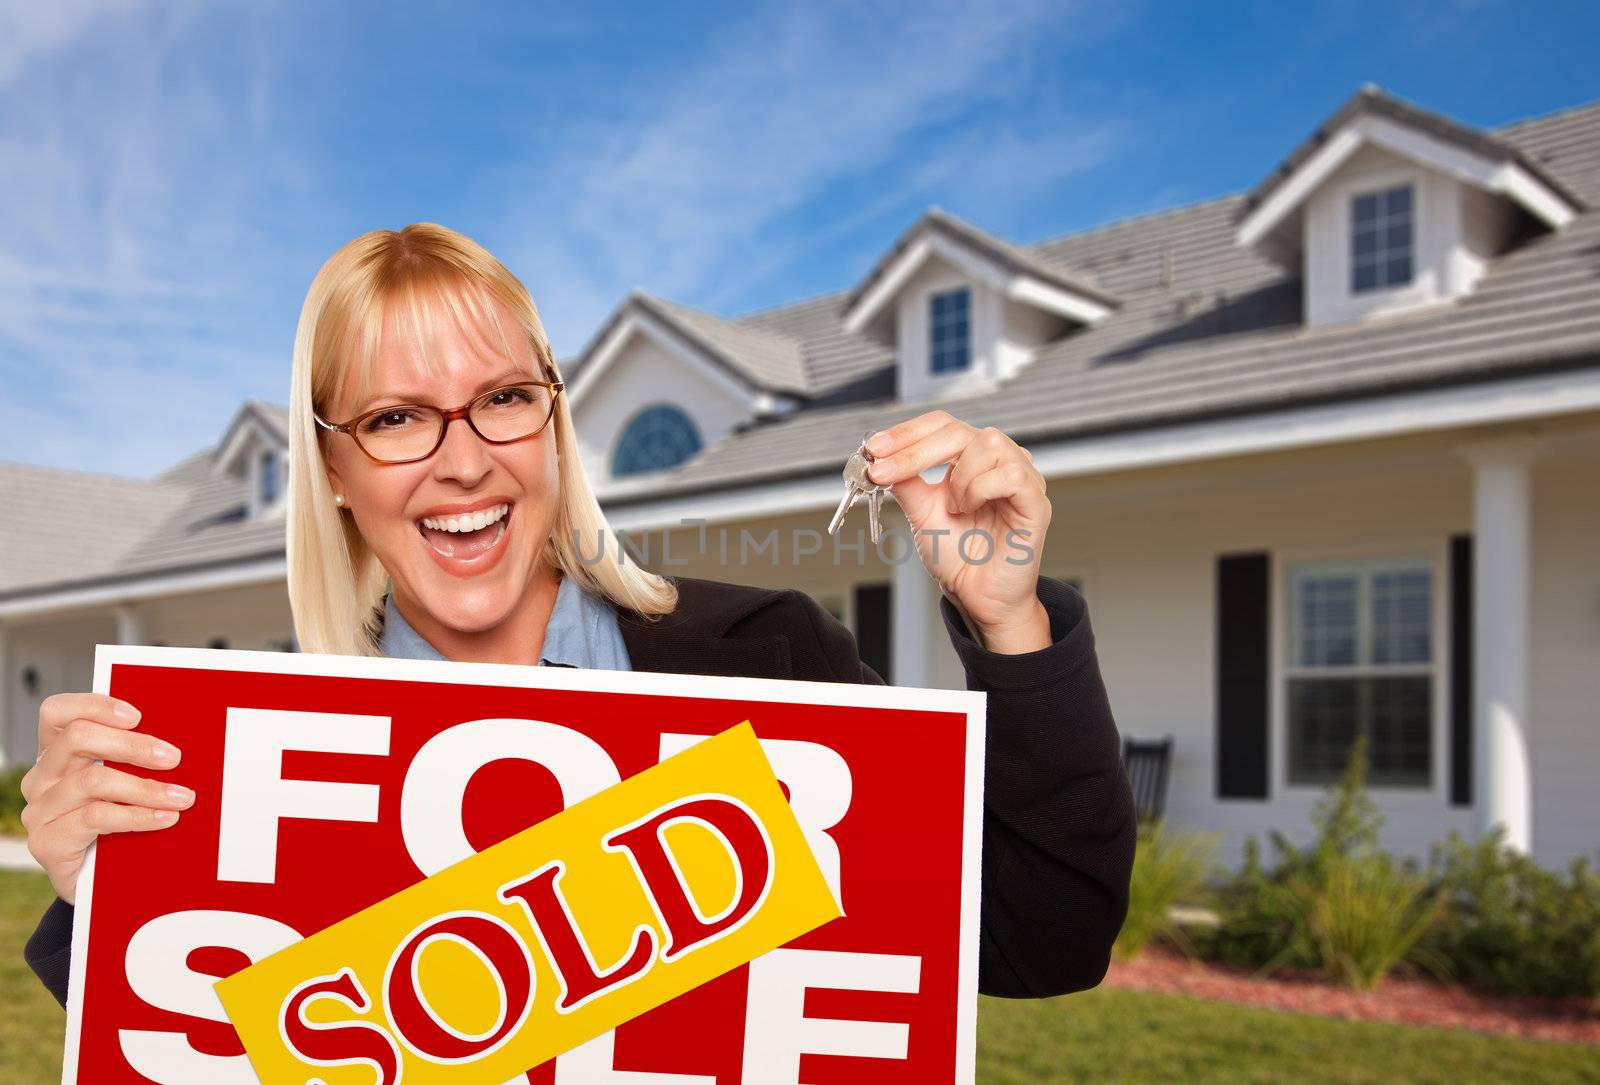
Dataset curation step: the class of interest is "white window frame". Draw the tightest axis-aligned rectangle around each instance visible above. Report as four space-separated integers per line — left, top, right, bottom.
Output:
1349 182 1416 295
1271 538 1449 800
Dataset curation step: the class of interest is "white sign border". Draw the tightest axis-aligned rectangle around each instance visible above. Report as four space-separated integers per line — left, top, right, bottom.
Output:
65 643 987 1085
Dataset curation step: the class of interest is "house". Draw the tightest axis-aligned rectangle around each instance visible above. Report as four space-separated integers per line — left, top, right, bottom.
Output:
3 87 1597 867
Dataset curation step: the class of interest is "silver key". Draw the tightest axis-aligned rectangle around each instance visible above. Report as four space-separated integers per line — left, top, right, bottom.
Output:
827 433 887 543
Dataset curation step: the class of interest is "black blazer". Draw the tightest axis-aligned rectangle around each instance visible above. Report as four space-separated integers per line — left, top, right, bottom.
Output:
27 574 1135 1005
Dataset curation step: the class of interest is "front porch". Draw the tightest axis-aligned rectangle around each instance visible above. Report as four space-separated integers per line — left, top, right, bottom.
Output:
0 580 294 768
632 414 1600 868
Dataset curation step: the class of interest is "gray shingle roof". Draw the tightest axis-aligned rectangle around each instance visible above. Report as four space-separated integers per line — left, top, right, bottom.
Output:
6 91 1599 598
597 96 1600 505
637 293 812 396
0 463 191 595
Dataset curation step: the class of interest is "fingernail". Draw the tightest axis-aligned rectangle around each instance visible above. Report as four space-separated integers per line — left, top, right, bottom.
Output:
866 431 889 455
152 810 179 826
867 460 890 483
166 784 195 807
150 742 180 768
114 701 141 725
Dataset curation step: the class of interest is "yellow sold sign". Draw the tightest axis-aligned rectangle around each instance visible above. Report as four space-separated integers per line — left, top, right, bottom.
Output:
216 722 841 1084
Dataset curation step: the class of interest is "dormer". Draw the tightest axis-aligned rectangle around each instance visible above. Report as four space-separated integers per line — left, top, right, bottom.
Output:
567 291 808 485
213 400 290 519
1238 86 1582 328
841 209 1117 400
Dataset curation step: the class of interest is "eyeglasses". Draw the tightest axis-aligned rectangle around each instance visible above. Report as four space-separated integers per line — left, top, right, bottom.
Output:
314 381 564 464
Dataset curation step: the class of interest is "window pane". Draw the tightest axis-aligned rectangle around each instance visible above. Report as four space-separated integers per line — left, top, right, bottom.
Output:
1367 675 1431 786
1350 184 1414 295
1295 573 1358 666
611 404 703 477
1288 676 1431 787
1372 568 1431 663
929 288 971 374
1288 678 1360 784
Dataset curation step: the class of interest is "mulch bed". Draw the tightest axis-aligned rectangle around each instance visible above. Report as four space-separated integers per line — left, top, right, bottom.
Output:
1104 945 1600 1045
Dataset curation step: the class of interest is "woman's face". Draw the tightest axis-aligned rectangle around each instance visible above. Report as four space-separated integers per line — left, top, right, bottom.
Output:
321 295 560 636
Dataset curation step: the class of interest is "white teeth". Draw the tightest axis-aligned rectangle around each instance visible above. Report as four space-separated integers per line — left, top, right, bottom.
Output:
419 504 509 533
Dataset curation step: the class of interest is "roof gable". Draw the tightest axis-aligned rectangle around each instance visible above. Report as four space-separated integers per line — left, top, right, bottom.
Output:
841 207 1118 336
568 291 811 406
213 399 290 477
1238 85 1583 255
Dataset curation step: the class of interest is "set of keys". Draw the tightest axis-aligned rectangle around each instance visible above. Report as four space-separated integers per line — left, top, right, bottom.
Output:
827 432 888 543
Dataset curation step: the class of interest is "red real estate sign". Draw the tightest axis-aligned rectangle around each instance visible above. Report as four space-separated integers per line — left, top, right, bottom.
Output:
64 645 985 1084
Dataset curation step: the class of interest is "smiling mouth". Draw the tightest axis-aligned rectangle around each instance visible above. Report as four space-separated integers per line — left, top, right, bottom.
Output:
416 503 512 561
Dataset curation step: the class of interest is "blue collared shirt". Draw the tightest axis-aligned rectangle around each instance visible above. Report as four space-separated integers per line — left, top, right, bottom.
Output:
377 574 633 670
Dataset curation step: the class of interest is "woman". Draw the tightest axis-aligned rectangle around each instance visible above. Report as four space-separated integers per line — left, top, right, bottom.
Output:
22 224 1135 1008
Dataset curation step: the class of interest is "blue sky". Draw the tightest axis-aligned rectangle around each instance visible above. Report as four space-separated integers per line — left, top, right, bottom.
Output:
2 0 1596 475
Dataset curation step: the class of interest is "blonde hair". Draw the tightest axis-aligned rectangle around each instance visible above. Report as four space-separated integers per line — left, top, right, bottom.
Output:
287 223 677 656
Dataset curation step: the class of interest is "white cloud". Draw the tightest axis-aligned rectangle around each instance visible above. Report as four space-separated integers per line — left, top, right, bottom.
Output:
0 1 305 475
0 0 143 87
501 0 1094 355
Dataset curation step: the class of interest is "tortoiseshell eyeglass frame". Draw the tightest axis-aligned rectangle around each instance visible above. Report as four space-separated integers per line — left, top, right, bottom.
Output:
313 380 565 465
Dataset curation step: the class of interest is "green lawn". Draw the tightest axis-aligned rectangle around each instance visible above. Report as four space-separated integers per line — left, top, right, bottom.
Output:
2 869 1594 1083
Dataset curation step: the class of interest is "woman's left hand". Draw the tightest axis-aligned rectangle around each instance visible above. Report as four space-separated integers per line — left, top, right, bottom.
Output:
864 410 1052 655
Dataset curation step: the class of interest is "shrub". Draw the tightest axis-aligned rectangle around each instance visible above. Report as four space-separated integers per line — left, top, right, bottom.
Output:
1201 737 1443 990
1114 820 1219 961
1286 854 1443 991
0 766 27 835
1421 829 1600 999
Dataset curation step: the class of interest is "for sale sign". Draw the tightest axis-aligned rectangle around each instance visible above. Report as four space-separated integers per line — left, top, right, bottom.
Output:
65 644 986 1084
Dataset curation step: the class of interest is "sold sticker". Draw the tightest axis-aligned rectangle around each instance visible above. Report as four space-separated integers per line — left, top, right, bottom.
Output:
215 722 841 1084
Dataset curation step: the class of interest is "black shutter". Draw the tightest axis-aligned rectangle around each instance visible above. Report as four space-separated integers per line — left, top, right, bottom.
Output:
1216 552 1271 800
1450 534 1473 807
853 583 892 685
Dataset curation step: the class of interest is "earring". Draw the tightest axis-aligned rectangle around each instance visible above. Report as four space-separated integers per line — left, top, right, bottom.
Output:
334 494 345 507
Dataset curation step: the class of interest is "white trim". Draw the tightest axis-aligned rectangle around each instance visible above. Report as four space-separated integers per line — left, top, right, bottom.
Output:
844 237 933 335
570 307 760 411
843 229 1110 335
1007 276 1112 325
0 557 287 621
600 365 1600 531
1239 126 1365 249
1238 113 1579 249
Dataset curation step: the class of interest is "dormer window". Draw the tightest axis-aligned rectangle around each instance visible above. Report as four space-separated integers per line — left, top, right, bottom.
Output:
611 403 702 477
1350 183 1414 294
929 288 971 374
1235 86 1581 329
258 449 281 507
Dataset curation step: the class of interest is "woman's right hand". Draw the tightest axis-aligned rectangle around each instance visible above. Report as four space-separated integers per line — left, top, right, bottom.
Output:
19 693 193 903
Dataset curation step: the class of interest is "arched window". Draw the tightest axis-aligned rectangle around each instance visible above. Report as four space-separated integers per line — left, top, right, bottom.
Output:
611 404 703 477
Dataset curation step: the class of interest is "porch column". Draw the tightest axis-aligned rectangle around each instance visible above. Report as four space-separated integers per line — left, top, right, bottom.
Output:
890 552 937 689
1460 434 1544 854
114 605 144 646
